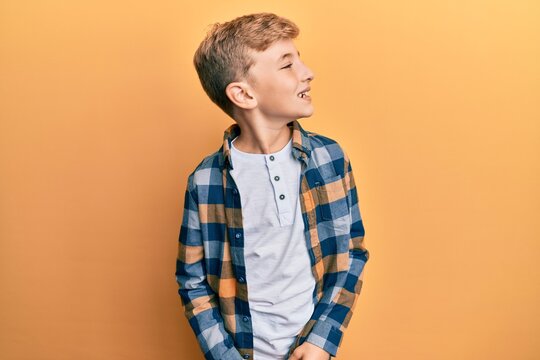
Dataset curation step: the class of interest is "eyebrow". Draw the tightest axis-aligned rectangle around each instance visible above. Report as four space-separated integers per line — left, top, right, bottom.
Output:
277 51 300 63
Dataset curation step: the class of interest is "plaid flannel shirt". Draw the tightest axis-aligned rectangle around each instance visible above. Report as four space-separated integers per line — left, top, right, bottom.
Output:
176 119 369 360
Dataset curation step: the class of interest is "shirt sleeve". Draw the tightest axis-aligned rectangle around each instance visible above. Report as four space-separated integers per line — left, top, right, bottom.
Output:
175 177 243 360
305 150 370 357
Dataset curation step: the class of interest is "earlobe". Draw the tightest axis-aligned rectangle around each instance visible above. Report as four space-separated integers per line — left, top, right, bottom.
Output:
226 82 257 110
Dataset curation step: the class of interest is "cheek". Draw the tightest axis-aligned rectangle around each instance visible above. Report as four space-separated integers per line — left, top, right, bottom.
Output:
261 87 295 105
253 74 298 106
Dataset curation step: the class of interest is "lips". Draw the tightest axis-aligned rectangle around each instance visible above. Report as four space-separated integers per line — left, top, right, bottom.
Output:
298 87 311 99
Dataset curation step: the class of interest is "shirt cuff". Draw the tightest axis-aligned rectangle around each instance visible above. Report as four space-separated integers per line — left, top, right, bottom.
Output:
305 320 343 357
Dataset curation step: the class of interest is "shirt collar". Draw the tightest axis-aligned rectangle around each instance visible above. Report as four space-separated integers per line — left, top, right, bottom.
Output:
219 119 312 171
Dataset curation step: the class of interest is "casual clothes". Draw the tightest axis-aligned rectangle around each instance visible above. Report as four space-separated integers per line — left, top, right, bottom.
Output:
176 119 369 360
229 136 316 359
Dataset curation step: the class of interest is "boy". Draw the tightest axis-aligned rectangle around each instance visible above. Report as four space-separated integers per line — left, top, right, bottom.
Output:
176 12 369 360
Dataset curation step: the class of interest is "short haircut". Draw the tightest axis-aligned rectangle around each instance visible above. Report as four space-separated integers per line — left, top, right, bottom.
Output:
193 12 300 119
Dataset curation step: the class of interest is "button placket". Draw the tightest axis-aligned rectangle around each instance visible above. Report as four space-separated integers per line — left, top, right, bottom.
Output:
266 155 292 226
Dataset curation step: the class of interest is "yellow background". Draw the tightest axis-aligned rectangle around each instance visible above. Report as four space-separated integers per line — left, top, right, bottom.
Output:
1 1 539 359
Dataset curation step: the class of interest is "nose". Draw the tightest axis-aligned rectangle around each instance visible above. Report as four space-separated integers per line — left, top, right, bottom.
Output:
301 62 315 82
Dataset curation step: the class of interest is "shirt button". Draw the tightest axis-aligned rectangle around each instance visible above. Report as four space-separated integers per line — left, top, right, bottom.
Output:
269 155 275 161
235 233 241 239
274 175 280 181
238 277 245 283
243 355 250 359
242 316 249 322
279 194 285 200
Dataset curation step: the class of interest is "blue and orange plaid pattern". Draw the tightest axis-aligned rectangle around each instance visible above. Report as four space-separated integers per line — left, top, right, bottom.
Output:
176 119 369 360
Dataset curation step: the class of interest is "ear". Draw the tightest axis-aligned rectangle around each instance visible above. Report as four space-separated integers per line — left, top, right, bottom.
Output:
225 81 257 110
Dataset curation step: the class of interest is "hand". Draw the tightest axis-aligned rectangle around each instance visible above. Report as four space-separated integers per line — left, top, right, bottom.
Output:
288 341 331 360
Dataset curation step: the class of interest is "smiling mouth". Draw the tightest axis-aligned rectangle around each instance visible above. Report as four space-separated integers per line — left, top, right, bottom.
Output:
298 90 311 100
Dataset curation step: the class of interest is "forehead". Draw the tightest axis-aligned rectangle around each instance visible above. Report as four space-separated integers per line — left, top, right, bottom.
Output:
250 38 299 64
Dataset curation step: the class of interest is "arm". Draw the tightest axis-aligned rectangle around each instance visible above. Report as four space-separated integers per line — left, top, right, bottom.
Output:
175 177 243 360
305 150 370 357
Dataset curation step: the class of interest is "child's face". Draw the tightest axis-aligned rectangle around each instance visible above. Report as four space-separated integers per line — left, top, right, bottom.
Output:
245 38 315 122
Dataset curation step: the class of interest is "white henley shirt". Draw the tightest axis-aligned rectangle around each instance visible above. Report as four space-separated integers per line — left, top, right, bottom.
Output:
229 135 317 359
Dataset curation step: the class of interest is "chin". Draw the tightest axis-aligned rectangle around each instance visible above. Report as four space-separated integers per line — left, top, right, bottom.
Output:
300 109 315 118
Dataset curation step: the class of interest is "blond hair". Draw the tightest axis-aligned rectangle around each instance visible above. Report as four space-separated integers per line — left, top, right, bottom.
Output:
193 12 300 118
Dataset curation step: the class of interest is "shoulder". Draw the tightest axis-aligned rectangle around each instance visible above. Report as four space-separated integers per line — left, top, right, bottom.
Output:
185 148 222 192
305 129 348 163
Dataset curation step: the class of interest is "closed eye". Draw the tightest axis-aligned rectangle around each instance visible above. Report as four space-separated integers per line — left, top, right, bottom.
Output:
281 63 293 69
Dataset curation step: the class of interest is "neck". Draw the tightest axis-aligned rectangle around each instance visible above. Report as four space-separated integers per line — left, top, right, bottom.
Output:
233 118 293 154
